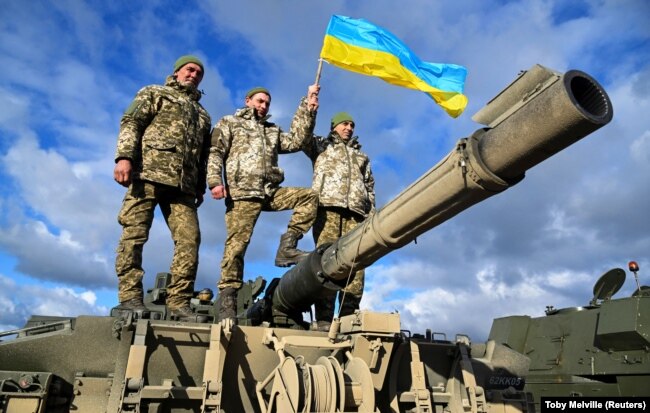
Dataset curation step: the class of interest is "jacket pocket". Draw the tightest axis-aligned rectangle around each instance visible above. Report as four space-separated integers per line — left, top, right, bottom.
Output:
142 140 180 176
146 139 177 152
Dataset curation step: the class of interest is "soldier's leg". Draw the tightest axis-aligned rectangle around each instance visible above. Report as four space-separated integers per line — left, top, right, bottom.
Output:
218 199 262 321
115 180 156 304
314 289 337 331
218 199 263 291
313 208 345 246
339 269 364 317
270 187 318 267
311 207 326 246
268 187 318 234
160 188 200 310
338 212 366 316
313 208 344 325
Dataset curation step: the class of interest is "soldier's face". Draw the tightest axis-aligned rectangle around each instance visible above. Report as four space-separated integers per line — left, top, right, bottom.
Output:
334 121 355 140
175 63 204 87
246 93 271 118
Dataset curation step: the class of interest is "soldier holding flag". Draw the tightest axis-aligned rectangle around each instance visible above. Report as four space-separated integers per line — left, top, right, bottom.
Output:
304 111 375 331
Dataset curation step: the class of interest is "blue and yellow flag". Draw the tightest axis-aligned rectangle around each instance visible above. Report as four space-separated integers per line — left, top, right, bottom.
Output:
320 15 468 118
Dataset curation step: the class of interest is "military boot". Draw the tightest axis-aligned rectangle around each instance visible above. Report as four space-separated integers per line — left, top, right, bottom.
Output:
314 291 336 331
339 294 361 317
118 297 147 312
115 297 151 319
315 320 332 332
274 231 309 267
218 287 238 322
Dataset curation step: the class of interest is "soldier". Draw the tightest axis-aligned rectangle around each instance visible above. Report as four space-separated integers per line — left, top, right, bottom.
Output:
208 85 320 321
304 112 375 331
113 55 211 322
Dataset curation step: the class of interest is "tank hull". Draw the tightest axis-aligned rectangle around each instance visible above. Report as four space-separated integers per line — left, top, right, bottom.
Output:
1 312 533 413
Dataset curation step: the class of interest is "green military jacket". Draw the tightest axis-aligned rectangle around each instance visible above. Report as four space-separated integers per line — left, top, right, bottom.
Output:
115 76 212 196
207 97 315 199
304 132 375 217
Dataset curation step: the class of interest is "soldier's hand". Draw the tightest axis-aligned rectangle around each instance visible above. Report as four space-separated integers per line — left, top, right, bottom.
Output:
113 159 132 187
307 84 320 112
211 185 227 200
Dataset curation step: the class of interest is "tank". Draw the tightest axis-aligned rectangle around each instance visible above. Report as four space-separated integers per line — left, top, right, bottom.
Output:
0 64 617 413
488 261 650 409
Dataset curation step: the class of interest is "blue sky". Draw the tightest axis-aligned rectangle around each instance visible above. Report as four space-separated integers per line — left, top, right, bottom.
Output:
1 0 649 340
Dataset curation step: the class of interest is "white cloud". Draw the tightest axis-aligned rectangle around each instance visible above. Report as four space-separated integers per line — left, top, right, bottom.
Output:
0 273 108 332
0 88 30 134
1 135 120 243
631 131 650 164
363 259 607 340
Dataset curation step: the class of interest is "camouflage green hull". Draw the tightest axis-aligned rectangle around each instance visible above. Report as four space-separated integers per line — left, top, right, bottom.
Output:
490 293 650 408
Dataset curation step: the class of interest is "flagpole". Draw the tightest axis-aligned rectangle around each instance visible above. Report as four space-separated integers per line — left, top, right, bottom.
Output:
315 58 324 85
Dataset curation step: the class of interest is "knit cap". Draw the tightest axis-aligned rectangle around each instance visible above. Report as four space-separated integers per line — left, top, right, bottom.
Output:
246 87 271 99
174 55 204 72
331 112 355 129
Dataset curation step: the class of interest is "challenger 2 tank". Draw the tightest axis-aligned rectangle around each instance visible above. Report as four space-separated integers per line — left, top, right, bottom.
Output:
0 64 616 412
488 261 650 409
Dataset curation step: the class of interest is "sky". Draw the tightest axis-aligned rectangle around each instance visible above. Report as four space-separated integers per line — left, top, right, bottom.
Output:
0 0 648 341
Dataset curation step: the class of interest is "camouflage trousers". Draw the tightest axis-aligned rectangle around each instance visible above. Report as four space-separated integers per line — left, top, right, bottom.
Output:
115 180 200 309
313 207 365 321
218 186 318 290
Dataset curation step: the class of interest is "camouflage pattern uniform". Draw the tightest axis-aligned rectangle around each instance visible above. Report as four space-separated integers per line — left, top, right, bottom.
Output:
208 97 318 290
304 131 375 320
115 76 211 309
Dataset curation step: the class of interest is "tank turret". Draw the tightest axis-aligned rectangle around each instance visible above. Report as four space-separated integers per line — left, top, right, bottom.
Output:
264 64 613 327
0 64 617 413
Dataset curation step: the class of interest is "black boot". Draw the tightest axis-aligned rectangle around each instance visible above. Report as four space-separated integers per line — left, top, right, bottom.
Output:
170 306 208 323
274 231 309 267
118 297 147 312
218 287 238 322
114 297 150 319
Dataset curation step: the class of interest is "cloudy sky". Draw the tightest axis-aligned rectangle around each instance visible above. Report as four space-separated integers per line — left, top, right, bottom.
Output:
0 0 648 340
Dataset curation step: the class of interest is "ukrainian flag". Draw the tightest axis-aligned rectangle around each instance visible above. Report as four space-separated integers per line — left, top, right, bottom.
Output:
320 15 468 118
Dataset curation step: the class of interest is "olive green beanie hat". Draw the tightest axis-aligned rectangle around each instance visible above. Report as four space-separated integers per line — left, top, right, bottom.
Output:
174 55 204 72
331 112 355 129
246 87 271 99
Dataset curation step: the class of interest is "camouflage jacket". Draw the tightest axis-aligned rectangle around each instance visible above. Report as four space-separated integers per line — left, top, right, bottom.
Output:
207 97 316 199
304 132 375 217
115 76 212 196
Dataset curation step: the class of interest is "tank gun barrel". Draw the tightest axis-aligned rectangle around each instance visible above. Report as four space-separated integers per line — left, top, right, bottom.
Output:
273 65 612 314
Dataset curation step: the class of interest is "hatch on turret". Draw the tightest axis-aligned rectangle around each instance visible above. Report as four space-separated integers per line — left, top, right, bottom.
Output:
544 267 626 315
590 268 626 305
